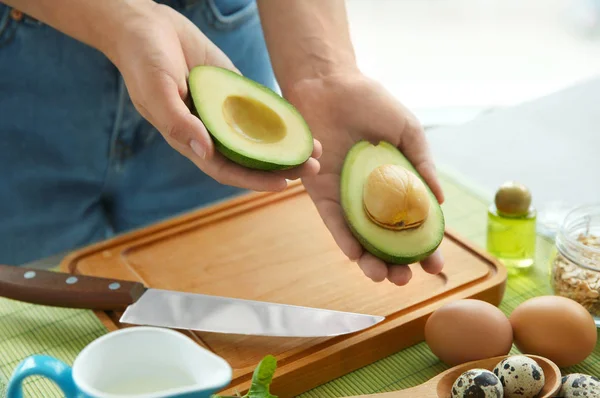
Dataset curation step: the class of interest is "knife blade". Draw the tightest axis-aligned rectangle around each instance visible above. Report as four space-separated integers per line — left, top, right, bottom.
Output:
0 264 384 337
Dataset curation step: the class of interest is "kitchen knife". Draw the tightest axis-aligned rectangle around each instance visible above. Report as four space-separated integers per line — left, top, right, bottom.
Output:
0 264 384 337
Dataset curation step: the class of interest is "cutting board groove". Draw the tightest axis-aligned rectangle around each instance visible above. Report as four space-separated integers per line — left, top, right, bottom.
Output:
59 181 506 397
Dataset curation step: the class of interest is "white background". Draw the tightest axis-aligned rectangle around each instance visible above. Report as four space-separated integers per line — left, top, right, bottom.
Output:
346 0 600 125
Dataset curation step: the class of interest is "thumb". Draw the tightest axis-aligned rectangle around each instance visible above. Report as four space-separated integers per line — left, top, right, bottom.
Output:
170 9 240 73
356 87 445 205
185 33 239 73
143 74 214 162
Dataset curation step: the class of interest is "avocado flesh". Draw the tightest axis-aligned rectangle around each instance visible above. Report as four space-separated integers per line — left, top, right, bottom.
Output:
188 66 313 171
341 141 445 264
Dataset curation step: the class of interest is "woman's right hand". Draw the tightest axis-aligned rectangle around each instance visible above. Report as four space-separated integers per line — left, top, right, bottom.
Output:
104 0 321 191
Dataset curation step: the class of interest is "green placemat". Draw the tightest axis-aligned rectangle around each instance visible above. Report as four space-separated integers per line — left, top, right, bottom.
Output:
1 172 599 397
300 173 600 398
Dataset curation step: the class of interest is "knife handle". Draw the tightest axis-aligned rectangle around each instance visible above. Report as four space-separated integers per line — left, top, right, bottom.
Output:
0 264 146 311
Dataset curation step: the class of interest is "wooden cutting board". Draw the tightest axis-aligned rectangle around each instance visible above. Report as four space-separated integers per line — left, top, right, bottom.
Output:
59 181 507 398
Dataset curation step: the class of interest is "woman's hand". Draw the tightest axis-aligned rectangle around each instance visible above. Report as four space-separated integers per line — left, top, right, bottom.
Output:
105 1 321 192
286 72 445 286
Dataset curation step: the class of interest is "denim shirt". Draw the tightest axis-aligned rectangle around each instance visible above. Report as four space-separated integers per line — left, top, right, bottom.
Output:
0 0 276 265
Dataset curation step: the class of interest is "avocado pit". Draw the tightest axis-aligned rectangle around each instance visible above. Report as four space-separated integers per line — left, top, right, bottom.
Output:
222 95 286 144
363 164 430 230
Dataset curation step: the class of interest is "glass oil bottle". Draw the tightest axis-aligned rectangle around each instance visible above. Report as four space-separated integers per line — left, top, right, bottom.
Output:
486 181 537 272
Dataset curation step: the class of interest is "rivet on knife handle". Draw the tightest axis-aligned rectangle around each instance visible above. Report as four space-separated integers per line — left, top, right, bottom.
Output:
0 264 146 310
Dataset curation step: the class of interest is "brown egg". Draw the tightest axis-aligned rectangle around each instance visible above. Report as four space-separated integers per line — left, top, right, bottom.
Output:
509 295 597 368
425 299 513 366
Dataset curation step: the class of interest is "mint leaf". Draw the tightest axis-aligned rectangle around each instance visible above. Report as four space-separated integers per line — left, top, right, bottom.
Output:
211 355 278 398
246 355 277 398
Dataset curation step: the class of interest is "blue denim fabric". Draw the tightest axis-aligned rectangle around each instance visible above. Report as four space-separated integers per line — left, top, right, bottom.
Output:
0 0 275 265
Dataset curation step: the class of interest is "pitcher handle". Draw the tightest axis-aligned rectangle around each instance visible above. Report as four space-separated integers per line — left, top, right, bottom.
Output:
6 355 78 398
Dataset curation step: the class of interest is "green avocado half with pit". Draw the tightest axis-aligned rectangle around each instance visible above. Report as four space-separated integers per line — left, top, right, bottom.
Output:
188 66 313 171
340 141 445 264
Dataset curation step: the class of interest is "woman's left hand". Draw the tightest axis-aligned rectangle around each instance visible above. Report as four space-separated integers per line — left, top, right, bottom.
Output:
285 72 445 286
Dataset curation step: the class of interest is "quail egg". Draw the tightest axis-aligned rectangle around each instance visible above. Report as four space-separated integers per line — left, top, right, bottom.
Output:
492 355 544 398
451 369 503 398
558 373 600 398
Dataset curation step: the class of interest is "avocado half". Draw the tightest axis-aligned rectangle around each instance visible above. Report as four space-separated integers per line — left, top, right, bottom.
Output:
188 66 313 171
340 141 445 264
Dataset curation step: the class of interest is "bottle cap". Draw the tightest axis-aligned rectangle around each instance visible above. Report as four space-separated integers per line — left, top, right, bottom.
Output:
494 181 532 217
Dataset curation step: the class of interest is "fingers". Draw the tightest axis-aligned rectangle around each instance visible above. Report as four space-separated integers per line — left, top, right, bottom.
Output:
310 196 363 261
138 75 288 192
357 249 442 285
312 139 323 159
200 150 289 192
357 86 445 205
356 253 414 286
200 140 321 190
401 125 445 205
139 74 215 163
275 158 320 180
416 161 445 204
275 138 322 180
358 256 441 286
357 253 388 282
396 119 445 205
148 79 319 191
145 81 320 192
419 250 444 275
387 264 413 286
387 250 443 286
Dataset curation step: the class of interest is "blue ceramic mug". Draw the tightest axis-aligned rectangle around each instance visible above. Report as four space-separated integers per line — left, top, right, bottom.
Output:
6 326 232 398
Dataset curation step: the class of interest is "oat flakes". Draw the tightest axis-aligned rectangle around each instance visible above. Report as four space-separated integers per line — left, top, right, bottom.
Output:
551 234 600 316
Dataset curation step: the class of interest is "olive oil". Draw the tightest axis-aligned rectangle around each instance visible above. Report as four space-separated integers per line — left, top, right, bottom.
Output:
486 181 537 272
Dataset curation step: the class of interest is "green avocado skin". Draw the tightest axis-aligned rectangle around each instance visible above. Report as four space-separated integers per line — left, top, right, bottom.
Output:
340 140 445 265
345 212 444 265
188 66 313 171
208 127 300 171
